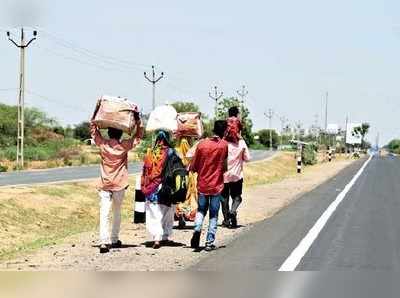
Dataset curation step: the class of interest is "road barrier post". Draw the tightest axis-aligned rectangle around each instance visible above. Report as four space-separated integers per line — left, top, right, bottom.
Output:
297 155 302 173
133 175 146 224
328 149 332 162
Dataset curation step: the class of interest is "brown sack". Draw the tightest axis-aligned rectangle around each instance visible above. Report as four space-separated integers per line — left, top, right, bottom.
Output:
176 112 203 138
92 95 139 134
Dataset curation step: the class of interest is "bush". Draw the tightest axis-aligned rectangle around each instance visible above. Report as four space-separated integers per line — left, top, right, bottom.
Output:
258 129 279 149
302 144 317 165
0 164 7 172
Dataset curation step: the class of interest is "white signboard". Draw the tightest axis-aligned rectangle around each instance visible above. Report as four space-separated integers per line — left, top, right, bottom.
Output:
326 124 339 135
346 123 362 145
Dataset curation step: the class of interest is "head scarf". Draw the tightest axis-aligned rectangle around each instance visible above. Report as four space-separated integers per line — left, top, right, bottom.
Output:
141 130 170 196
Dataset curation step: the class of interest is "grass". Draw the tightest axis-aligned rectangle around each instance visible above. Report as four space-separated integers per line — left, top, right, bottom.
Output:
0 178 136 261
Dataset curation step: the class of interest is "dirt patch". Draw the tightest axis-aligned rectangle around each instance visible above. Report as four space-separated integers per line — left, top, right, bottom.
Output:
0 155 357 271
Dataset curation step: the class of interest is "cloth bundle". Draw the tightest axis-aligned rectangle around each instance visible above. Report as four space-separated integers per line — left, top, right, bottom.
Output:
146 105 178 133
176 112 203 138
92 95 139 134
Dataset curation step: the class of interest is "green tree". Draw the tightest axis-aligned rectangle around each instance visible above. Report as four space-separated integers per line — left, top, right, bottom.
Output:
352 123 370 149
257 129 279 149
215 97 254 145
171 101 200 113
388 139 400 153
74 121 91 141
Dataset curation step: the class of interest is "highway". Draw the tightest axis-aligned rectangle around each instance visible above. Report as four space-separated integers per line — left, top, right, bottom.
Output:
194 154 400 271
0 149 273 187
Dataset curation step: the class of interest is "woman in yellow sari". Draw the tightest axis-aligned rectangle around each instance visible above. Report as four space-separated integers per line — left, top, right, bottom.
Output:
175 137 198 228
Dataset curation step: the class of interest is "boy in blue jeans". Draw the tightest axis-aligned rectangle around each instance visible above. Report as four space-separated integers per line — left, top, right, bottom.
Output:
189 120 228 251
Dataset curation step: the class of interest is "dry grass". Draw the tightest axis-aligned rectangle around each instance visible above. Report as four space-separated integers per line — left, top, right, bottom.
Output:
244 152 297 187
0 177 137 260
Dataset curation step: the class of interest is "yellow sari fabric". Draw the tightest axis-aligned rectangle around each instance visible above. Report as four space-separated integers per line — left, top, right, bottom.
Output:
175 138 198 221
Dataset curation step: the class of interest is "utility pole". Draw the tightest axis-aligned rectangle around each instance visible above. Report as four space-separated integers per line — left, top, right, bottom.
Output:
209 86 223 116
324 91 328 132
209 85 223 103
264 109 274 151
7 28 37 170
279 116 288 148
144 65 164 110
236 85 248 103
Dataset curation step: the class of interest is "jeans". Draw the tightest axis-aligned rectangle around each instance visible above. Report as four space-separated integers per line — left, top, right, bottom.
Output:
99 189 125 245
194 193 222 245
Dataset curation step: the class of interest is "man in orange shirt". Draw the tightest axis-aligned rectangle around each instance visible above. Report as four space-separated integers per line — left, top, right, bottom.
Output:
90 115 142 254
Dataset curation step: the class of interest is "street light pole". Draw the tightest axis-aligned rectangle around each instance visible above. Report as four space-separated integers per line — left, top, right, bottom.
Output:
7 28 37 170
264 109 274 151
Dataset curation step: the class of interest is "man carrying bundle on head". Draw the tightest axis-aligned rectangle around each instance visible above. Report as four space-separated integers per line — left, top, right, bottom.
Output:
90 95 143 254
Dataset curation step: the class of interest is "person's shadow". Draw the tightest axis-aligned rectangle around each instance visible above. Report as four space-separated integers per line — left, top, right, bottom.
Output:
141 240 186 248
91 244 139 249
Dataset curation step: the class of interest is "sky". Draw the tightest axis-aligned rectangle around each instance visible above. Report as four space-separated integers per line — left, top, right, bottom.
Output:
1 0 400 145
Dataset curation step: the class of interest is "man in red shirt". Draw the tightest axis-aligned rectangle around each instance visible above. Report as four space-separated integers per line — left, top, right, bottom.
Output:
189 120 228 251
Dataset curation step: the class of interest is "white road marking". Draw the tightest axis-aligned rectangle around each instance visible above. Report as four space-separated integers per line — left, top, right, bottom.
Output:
278 155 373 271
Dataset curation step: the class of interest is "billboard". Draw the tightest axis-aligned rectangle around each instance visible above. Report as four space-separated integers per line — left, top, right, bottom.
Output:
346 123 362 145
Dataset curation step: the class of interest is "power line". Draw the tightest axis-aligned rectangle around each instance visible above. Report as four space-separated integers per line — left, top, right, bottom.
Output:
34 28 151 70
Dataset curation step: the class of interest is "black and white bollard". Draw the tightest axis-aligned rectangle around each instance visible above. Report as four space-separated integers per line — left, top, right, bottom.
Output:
328 150 332 162
133 176 146 224
297 155 302 174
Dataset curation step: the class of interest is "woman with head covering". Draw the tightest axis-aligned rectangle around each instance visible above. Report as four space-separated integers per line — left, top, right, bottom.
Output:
175 137 198 228
141 130 174 249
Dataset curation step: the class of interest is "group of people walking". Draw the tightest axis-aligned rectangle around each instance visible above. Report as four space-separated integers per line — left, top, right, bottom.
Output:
90 106 250 254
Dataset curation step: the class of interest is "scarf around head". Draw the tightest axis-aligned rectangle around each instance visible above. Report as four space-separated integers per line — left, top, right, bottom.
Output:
141 133 169 197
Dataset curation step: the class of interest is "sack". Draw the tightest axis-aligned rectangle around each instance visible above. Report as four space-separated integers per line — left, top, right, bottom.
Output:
159 151 189 205
225 117 242 143
146 105 178 133
92 95 139 134
176 112 203 138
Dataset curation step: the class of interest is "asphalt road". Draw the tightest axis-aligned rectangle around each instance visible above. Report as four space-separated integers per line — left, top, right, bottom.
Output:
0 149 273 187
194 154 400 271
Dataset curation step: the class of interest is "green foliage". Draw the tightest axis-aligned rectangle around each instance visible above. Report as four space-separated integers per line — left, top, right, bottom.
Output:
171 101 200 113
388 139 400 154
74 121 91 141
302 144 317 165
0 103 59 147
215 97 254 144
257 129 279 149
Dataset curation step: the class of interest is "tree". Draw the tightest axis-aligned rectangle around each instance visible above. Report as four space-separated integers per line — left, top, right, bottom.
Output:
388 139 400 153
74 121 91 141
215 97 254 145
171 101 200 113
352 123 370 149
257 129 279 149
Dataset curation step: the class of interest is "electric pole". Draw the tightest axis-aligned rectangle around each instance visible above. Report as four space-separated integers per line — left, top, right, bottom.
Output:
325 91 328 132
209 86 223 116
7 28 37 170
144 65 164 110
279 116 288 148
264 109 274 151
209 85 223 103
236 85 248 103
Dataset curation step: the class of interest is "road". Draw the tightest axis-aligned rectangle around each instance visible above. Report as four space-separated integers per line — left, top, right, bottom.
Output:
0 149 273 187
194 154 400 271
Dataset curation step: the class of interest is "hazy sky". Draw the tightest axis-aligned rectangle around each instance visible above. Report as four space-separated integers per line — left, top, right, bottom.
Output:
1 0 400 145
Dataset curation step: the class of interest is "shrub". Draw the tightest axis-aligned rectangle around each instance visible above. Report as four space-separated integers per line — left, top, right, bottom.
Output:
302 144 317 165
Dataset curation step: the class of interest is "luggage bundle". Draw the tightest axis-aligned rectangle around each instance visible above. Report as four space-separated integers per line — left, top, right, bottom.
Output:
146 105 178 133
92 95 139 134
176 112 203 138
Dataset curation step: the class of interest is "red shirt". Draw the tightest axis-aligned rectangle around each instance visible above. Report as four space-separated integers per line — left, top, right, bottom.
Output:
190 136 228 195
